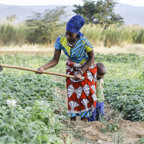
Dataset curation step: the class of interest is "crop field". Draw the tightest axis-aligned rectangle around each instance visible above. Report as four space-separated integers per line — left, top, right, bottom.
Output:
0 53 144 143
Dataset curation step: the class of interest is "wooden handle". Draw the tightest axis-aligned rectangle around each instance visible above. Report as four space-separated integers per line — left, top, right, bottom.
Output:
0 64 84 80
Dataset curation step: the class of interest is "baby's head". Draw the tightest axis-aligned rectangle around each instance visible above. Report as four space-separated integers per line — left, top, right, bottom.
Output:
96 63 106 80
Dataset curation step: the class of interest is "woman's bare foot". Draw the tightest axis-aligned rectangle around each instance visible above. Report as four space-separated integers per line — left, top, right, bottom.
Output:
70 116 76 121
81 117 87 122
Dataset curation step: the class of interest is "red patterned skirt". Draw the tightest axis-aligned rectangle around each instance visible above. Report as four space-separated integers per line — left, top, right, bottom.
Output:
66 59 97 117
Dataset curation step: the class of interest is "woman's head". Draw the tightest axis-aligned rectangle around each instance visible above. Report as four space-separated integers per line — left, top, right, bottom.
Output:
66 15 85 42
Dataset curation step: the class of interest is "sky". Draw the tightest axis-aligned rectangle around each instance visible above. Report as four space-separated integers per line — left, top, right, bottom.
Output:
0 0 144 7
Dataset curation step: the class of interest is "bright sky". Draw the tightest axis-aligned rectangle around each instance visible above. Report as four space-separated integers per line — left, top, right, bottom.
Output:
0 0 144 7
117 0 144 7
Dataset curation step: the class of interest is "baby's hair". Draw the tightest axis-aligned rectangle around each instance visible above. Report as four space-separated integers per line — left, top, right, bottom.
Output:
96 63 106 74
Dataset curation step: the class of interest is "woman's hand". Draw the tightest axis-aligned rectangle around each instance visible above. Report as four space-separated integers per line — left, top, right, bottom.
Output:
36 66 45 74
74 71 83 80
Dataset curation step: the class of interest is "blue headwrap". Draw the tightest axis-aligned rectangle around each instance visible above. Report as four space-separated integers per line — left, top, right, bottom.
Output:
66 15 85 37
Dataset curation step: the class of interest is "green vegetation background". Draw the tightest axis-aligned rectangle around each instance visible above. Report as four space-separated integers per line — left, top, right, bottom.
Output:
0 53 144 143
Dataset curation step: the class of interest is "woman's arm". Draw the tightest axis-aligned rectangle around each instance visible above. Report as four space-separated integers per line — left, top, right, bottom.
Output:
74 50 94 79
37 49 61 73
81 50 94 73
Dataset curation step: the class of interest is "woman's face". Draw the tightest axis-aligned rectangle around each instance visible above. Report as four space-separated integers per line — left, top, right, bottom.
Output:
65 31 78 42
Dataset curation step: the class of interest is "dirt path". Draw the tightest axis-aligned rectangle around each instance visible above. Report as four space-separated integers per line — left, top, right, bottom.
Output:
68 120 144 144
61 103 144 144
55 88 144 144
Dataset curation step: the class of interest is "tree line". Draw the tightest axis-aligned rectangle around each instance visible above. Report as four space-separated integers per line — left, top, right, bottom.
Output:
1 0 144 46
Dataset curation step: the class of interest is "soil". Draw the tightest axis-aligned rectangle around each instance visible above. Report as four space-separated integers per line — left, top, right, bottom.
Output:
1 46 144 144
55 88 144 144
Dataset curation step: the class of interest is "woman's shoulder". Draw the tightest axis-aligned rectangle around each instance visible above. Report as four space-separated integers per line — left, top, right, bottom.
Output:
56 35 67 42
79 36 93 50
55 35 66 43
79 36 86 40
79 36 90 43
79 36 92 46
55 35 68 47
59 34 66 38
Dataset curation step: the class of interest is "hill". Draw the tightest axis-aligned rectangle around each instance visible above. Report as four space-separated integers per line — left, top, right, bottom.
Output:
0 3 144 25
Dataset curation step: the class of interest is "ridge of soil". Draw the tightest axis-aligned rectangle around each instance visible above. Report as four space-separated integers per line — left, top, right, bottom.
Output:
56 88 144 144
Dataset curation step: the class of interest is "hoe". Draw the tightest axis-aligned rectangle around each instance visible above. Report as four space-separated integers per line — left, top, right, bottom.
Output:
0 64 84 80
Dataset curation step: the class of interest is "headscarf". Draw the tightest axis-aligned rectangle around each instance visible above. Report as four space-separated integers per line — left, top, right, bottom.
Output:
66 15 85 37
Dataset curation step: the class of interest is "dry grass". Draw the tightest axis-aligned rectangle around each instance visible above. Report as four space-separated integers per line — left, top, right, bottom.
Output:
0 44 52 51
0 43 144 56
93 44 144 56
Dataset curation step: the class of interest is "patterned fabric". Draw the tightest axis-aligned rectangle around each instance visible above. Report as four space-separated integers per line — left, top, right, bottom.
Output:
66 59 97 117
97 79 105 102
69 110 91 118
54 35 93 64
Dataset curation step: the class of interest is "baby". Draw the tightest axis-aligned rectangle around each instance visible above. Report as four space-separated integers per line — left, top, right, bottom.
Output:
88 63 106 121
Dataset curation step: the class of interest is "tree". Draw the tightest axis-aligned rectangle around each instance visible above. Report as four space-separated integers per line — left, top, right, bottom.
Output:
73 0 123 26
26 7 66 44
6 15 17 22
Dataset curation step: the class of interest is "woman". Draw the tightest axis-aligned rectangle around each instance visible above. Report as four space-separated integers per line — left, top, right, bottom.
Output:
37 15 97 122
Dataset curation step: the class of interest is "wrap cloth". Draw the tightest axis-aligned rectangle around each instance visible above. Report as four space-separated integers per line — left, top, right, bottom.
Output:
66 59 97 117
